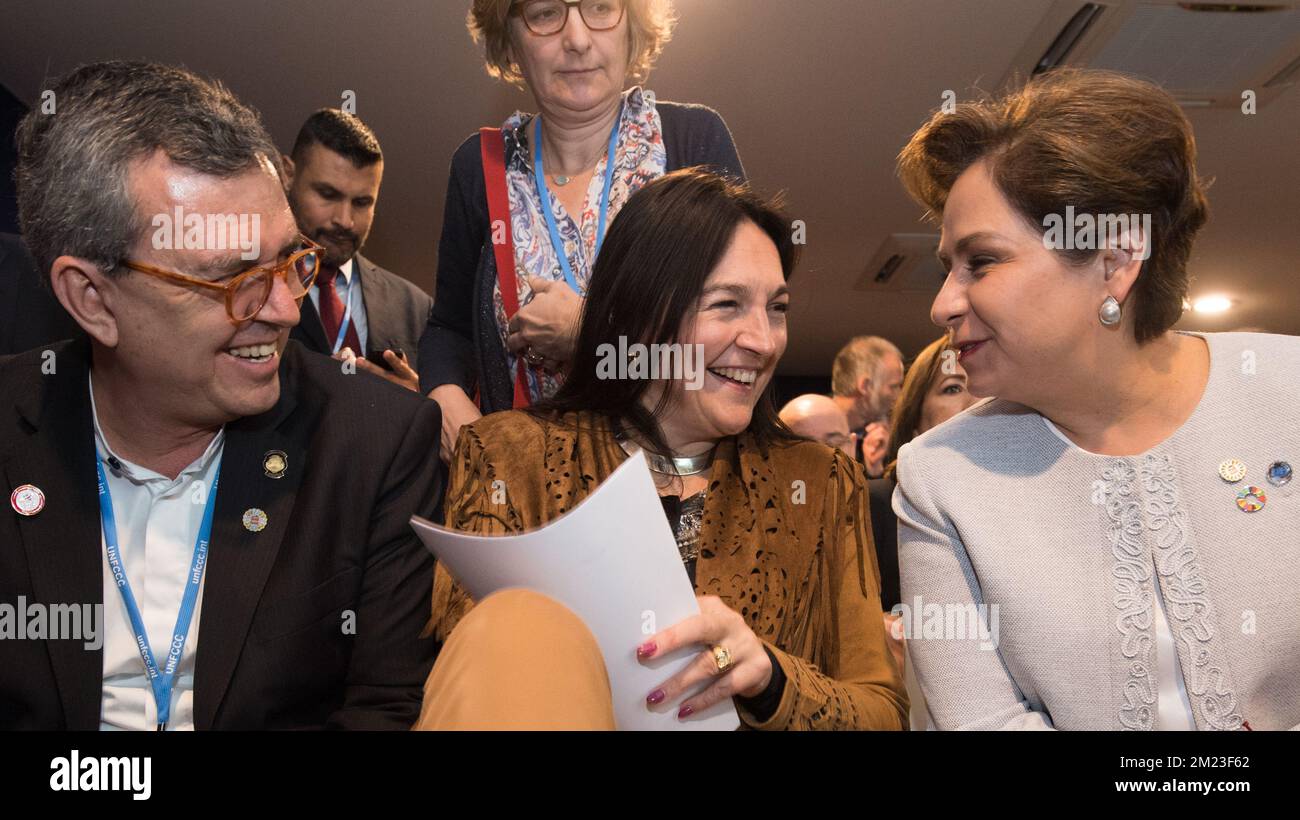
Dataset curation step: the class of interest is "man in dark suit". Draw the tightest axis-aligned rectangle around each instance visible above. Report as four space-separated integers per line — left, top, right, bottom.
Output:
0 232 81 355
284 109 432 392
2 60 442 729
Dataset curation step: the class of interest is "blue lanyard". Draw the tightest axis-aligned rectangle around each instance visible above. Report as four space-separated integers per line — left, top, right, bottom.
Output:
329 271 355 355
532 101 624 295
96 456 221 731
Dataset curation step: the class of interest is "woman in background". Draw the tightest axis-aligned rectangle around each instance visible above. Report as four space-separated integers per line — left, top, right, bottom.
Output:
868 335 978 612
867 336 978 730
419 0 745 462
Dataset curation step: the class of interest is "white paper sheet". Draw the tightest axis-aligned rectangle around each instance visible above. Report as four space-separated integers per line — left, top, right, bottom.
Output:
410 451 739 731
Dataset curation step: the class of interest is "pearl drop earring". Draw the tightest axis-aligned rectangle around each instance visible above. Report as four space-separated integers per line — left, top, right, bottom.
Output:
1099 296 1122 326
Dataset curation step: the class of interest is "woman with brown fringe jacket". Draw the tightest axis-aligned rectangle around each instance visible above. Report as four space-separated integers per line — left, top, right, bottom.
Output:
418 170 906 731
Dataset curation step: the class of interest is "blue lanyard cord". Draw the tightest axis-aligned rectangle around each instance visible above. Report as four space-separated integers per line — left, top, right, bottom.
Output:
329 271 356 355
532 100 624 295
97 457 221 730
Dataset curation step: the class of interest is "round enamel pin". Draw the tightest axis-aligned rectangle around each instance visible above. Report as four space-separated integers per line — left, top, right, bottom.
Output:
263 450 288 479
1266 461 1292 487
1236 486 1266 513
10 485 45 516
242 508 269 532
1218 459 1246 483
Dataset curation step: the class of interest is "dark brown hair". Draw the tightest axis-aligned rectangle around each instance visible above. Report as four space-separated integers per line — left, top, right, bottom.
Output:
897 68 1210 343
532 168 801 458
291 108 382 168
882 336 951 481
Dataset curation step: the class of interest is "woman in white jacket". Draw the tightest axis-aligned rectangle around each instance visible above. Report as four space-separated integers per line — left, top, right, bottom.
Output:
891 68 1299 731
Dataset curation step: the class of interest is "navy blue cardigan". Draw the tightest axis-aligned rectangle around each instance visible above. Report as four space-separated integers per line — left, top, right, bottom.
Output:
417 101 746 412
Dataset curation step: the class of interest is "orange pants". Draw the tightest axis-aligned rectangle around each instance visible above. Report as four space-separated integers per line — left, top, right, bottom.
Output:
414 588 617 730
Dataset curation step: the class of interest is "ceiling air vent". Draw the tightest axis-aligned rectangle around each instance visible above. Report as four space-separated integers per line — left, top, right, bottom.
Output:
855 234 945 293
1006 1 1300 108
1034 3 1108 73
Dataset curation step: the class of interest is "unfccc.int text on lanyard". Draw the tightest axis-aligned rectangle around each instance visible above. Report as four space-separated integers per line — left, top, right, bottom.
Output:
96 457 222 731
532 100 623 295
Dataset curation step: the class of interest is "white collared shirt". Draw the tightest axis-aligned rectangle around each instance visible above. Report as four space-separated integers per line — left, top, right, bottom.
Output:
307 257 369 354
90 375 225 731
1152 574 1196 730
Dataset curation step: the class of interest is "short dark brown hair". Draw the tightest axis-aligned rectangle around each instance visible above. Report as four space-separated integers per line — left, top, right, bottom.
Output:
896 68 1210 343
291 108 382 168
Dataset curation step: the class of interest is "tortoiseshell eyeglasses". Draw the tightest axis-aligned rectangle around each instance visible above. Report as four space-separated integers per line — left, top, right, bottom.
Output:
118 237 325 323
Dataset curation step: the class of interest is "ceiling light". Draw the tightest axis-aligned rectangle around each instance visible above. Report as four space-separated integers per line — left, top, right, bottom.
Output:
1192 295 1233 314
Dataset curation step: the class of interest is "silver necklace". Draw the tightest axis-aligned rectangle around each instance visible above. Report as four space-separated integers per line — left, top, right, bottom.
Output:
616 435 715 476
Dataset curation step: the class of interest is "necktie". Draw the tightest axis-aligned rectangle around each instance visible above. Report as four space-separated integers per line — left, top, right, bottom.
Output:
317 270 362 355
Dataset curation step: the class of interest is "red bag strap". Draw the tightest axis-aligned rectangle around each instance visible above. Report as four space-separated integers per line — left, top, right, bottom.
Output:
480 127 532 409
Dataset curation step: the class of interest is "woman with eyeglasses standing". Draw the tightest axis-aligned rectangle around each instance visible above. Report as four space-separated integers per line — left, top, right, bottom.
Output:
418 0 746 463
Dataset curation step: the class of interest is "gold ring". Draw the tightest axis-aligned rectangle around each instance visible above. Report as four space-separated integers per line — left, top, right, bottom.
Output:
710 644 734 674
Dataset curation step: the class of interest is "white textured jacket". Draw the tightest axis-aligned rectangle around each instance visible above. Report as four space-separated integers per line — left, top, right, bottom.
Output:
894 332 1300 730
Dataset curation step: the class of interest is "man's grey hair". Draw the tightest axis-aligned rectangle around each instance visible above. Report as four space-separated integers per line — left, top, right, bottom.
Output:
831 335 903 397
15 60 282 282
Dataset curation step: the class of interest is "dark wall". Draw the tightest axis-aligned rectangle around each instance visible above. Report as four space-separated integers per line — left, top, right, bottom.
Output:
773 374 831 409
0 83 26 235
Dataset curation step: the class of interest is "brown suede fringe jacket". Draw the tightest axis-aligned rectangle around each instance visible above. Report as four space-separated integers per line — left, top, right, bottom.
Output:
429 410 909 730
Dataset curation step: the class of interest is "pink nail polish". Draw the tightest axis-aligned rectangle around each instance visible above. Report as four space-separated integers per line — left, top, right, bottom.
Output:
646 689 665 705
636 641 657 658
678 704 694 719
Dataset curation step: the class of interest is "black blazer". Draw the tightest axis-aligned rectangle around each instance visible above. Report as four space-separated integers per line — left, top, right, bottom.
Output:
291 253 434 369
0 233 81 356
867 477 902 613
0 338 443 729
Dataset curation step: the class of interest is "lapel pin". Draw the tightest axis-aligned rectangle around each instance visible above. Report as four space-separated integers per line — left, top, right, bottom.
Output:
10 485 46 517
1236 486 1266 513
1266 461 1292 487
242 508 269 532
263 450 288 479
1218 459 1246 483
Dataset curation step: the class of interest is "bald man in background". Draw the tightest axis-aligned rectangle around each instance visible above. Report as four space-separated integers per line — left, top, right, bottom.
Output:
778 394 855 458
